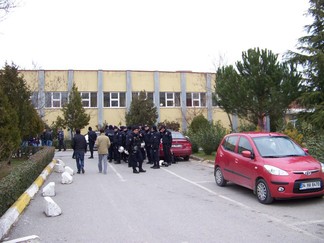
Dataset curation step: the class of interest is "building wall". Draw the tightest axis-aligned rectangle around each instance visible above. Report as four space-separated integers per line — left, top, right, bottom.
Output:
22 69 236 133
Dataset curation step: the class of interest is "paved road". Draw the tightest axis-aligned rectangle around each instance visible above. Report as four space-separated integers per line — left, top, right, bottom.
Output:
4 150 324 243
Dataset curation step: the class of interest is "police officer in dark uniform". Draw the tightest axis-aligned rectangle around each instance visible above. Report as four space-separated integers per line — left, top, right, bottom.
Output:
126 126 146 173
113 126 123 164
150 125 161 169
120 126 127 163
143 125 153 164
57 128 66 151
125 125 132 166
105 125 115 162
160 125 173 166
139 125 146 160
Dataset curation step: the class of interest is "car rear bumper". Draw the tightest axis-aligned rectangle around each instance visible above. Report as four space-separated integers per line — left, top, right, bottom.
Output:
160 148 192 158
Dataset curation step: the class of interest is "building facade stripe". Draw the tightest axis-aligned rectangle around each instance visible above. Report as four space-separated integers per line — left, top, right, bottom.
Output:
180 72 187 131
154 71 160 124
37 70 45 118
97 70 103 126
206 73 212 122
126 71 132 111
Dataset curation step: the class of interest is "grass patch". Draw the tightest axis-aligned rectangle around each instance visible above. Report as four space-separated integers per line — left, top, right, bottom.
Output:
0 158 27 180
193 151 216 161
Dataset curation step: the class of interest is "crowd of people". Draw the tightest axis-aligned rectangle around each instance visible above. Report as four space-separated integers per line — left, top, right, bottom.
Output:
72 124 173 174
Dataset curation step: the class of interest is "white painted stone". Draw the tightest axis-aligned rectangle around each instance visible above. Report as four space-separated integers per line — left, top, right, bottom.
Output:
61 172 73 184
56 158 65 167
44 197 62 217
2 235 41 243
42 182 55 197
54 163 64 173
64 166 74 176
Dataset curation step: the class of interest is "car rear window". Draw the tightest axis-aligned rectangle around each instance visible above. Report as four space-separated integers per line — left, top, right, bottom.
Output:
172 132 185 139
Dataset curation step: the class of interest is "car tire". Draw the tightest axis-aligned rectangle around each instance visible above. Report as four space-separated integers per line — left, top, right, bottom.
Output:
256 179 273 204
183 156 189 161
215 167 227 187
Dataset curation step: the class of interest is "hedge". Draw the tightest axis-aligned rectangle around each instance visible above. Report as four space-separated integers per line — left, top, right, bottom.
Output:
0 146 55 217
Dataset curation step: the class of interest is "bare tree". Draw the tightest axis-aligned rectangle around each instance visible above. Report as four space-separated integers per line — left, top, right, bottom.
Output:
0 0 17 21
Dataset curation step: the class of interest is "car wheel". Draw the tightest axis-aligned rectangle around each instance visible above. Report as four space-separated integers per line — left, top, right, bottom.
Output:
183 156 189 161
256 179 273 204
215 167 227 186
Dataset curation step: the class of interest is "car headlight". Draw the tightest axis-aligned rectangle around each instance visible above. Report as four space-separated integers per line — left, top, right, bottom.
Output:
321 163 324 173
264 165 288 176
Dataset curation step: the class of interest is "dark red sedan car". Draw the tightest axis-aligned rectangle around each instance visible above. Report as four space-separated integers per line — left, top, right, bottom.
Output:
214 132 324 204
160 131 192 161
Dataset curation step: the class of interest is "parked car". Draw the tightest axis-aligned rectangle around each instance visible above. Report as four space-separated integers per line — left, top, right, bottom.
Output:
159 131 192 161
214 132 324 204
84 131 100 151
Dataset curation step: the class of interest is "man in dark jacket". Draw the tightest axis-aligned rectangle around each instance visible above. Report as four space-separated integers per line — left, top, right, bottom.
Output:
88 126 97 159
143 125 153 164
113 126 123 164
105 125 115 162
160 125 173 166
150 125 161 169
126 126 146 174
72 128 87 174
57 128 66 151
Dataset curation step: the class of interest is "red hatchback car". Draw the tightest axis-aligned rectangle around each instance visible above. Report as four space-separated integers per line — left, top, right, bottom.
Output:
214 132 324 204
160 131 192 161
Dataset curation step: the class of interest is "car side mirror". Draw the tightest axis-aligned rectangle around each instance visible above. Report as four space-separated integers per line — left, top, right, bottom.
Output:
242 150 254 159
303 148 309 153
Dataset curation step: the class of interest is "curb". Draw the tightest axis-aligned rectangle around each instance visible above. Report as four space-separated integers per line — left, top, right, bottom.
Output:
190 155 214 165
0 159 57 241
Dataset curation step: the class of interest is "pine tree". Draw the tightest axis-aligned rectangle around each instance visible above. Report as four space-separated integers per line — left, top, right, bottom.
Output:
125 91 158 126
216 48 300 131
59 83 90 133
286 0 324 131
0 63 44 142
0 86 20 163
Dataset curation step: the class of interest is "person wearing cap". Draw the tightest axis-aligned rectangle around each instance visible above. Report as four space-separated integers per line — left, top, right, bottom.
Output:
150 125 161 169
160 125 173 166
126 126 146 173
139 125 146 160
113 126 123 164
143 124 153 164
105 125 115 162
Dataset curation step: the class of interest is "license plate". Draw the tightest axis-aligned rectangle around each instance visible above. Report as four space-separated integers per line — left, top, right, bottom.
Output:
172 144 182 148
299 181 321 190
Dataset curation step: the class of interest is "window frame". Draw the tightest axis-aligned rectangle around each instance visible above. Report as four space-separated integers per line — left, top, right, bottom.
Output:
160 92 181 107
103 92 126 108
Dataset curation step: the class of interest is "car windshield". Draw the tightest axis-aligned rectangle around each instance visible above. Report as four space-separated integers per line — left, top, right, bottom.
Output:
253 136 306 158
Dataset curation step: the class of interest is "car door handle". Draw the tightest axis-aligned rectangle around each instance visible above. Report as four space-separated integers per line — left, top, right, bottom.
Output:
235 159 239 163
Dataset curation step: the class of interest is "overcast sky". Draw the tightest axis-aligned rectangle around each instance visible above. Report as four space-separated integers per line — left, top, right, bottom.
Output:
0 0 311 72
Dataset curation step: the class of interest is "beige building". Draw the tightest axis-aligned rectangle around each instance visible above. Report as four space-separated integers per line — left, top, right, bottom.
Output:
21 69 237 133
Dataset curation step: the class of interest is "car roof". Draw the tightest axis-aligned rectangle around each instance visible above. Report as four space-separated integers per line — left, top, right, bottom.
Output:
227 132 286 138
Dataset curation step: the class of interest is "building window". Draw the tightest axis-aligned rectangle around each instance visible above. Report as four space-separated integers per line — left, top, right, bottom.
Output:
45 92 68 108
81 92 97 108
160 92 181 107
186 92 206 107
103 92 126 107
132 92 154 103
